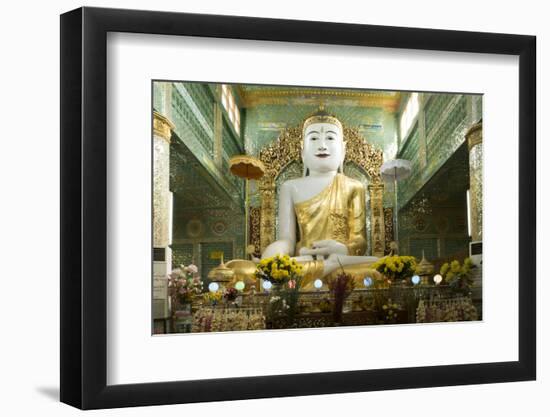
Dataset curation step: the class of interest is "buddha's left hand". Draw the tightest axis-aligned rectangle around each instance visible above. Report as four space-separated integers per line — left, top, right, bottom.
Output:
299 240 348 257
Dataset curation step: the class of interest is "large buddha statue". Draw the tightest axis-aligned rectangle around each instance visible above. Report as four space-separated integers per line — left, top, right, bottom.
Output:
261 109 379 289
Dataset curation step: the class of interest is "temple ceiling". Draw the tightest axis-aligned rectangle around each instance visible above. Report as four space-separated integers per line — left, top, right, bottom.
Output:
236 85 401 112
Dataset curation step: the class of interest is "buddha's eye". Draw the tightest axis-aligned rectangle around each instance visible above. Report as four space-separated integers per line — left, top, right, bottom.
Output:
310 137 318 141
327 136 334 141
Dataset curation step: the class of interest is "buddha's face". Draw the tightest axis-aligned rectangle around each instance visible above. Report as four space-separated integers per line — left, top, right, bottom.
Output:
302 122 345 174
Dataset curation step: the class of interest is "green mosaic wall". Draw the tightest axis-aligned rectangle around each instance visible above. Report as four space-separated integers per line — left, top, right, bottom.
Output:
399 206 469 261
222 120 245 192
154 82 244 206
398 125 421 206
155 81 246 278
425 94 454 137
397 142 470 264
397 93 482 208
171 243 194 268
171 83 215 156
393 92 481 261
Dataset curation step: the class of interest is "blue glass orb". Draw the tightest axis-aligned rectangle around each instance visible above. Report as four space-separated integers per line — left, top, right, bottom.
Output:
262 280 272 290
363 277 373 287
208 282 219 292
411 275 420 285
314 279 323 289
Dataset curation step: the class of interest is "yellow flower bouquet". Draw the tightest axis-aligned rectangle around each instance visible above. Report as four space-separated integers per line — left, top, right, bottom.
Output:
372 255 417 283
440 258 474 294
255 254 303 285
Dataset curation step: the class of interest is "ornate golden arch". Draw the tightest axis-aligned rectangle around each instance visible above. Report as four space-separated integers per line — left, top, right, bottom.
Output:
257 125 386 257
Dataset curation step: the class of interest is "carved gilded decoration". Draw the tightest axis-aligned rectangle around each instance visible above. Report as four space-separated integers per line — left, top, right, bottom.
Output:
258 124 385 254
238 87 401 111
466 122 482 151
153 111 174 143
259 183 277 251
368 183 386 257
249 207 261 254
343 127 383 183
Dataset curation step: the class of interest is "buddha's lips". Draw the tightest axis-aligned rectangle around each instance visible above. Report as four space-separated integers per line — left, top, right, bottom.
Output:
315 153 330 158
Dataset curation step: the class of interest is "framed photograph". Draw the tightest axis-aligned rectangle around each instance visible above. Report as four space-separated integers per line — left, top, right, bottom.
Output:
60 6 536 409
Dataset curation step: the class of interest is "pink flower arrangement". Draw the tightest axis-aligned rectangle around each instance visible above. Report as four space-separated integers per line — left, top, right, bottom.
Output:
168 263 203 306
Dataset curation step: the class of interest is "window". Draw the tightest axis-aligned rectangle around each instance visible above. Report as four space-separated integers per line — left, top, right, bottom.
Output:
221 84 240 135
400 93 419 141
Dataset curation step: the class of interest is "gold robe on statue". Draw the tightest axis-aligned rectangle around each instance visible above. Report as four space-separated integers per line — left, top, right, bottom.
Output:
294 173 367 257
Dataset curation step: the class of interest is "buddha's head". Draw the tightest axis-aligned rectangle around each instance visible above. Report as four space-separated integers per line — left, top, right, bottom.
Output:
301 108 345 176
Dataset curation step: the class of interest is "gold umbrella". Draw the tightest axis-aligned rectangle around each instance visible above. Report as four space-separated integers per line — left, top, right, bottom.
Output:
229 155 265 256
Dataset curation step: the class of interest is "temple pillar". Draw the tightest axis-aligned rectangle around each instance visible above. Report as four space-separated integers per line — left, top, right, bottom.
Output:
466 121 483 242
368 183 386 257
466 121 483 298
153 111 175 322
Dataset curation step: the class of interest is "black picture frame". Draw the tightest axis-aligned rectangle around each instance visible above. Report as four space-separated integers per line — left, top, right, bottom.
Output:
60 6 536 410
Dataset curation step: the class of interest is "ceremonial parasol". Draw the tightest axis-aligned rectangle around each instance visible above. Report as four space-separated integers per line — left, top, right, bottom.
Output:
229 155 265 256
380 159 412 243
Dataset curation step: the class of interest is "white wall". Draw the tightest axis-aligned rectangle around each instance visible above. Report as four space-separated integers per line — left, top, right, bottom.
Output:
0 0 546 415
